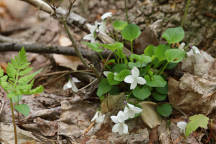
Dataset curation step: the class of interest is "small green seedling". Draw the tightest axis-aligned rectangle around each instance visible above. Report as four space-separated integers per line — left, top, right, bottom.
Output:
185 114 209 137
0 48 43 144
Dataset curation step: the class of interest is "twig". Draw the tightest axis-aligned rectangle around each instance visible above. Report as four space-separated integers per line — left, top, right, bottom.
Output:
78 79 97 91
63 20 101 78
0 100 4 115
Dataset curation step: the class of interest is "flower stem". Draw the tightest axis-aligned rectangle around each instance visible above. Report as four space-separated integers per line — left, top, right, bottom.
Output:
124 0 129 23
10 99 17 144
130 40 133 53
159 62 168 75
181 0 191 27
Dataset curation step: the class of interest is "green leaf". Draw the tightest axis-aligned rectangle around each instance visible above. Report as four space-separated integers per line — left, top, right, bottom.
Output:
83 42 103 53
107 72 120 85
154 44 170 61
166 63 178 70
12 95 22 103
0 68 4 77
19 67 33 76
18 70 41 85
14 104 30 116
112 64 128 73
6 63 17 80
152 92 167 101
165 49 185 63
121 24 141 41
100 42 123 52
146 75 167 87
155 84 168 94
162 27 184 44
7 91 17 98
109 86 120 95
185 114 209 137
156 103 172 117
112 20 128 31
114 69 130 81
132 86 151 100
30 85 44 94
144 45 156 56
96 79 112 97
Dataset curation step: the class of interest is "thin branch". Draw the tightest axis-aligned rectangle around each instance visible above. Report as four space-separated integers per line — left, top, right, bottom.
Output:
63 20 101 78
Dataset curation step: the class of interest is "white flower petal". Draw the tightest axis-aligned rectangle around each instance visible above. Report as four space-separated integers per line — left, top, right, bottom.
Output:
91 111 99 122
63 80 72 90
72 77 80 83
187 49 194 57
98 22 106 33
111 115 119 124
177 121 187 134
87 23 97 33
83 34 95 43
91 111 105 124
103 71 111 77
128 104 142 114
117 111 128 122
137 77 146 85
122 123 129 134
101 12 112 20
130 81 137 89
179 42 185 50
96 113 105 123
124 75 134 84
131 67 139 77
71 82 79 92
112 123 120 133
192 46 200 54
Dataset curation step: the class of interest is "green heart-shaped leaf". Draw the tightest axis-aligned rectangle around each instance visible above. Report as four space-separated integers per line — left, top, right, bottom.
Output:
165 49 185 63
146 75 167 87
114 69 130 82
121 24 141 41
132 86 151 100
96 79 112 97
156 103 172 117
113 20 128 31
152 92 167 101
162 27 184 44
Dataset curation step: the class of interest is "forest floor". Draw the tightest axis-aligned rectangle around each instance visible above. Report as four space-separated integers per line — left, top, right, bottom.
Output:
0 0 216 143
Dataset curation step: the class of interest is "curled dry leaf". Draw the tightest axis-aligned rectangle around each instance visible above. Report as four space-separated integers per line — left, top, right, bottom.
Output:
168 74 216 115
0 123 40 143
53 54 83 71
101 93 125 113
139 101 162 128
169 50 216 115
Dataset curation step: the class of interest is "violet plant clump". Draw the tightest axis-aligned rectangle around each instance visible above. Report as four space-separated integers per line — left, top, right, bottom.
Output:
83 12 187 135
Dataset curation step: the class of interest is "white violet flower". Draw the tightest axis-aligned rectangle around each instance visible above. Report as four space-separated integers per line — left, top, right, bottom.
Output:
111 111 128 135
124 103 143 119
177 121 187 134
187 46 201 56
124 67 146 89
178 42 185 50
101 12 112 20
112 121 128 135
63 77 80 92
192 46 200 54
91 111 105 124
83 21 107 42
